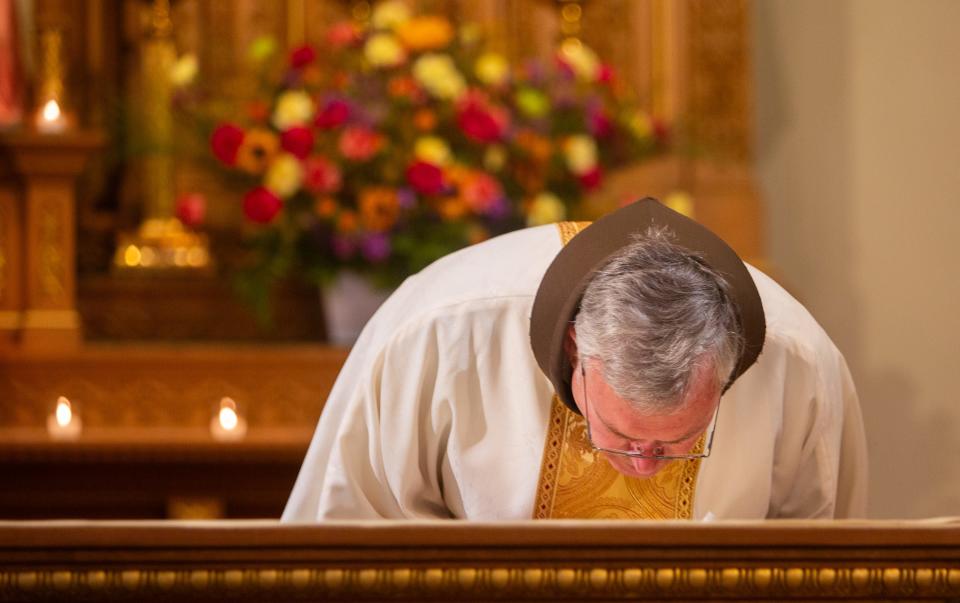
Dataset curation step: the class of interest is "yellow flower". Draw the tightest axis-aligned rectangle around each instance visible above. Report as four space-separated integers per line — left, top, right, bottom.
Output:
248 36 277 63
371 0 410 30
459 22 482 47
272 90 315 130
629 110 653 139
169 54 197 87
515 87 550 118
413 53 466 100
563 134 597 176
264 153 303 198
414 136 452 166
475 52 509 86
364 33 407 68
559 41 600 81
396 16 454 52
527 192 566 226
663 190 695 219
483 145 506 172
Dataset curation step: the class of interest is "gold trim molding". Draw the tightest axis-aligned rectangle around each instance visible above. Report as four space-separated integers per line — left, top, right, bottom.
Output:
0 311 21 330
0 521 958 601
1 565 960 599
21 309 80 330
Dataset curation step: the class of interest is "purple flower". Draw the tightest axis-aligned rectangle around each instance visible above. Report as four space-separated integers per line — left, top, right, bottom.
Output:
397 187 417 209
360 233 391 263
331 235 357 260
485 196 510 219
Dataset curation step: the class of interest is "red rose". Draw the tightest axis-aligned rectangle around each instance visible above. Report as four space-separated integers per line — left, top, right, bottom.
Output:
289 44 317 69
243 187 283 224
315 99 351 129
175 192 206 228
653 117 670 144
280 126 314 159
210 123 245 166
457 103 505 143
597 63 615 85
303 156 342 194
589 110 613 138
578 166 603 190
405 161 445 196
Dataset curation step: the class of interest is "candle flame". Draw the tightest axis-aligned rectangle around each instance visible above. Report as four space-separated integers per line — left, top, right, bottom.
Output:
218 398 239 431
55 396 72 427
41 99 62 122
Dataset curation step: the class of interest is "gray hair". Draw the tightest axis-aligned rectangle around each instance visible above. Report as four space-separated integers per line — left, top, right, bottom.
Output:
574 226 744 413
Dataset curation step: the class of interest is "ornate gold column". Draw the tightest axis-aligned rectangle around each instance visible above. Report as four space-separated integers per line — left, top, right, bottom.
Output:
0 159 22 350
0 130 104 352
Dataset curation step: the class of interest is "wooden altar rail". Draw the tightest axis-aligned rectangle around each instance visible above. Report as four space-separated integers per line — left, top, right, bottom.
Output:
1 520 959 601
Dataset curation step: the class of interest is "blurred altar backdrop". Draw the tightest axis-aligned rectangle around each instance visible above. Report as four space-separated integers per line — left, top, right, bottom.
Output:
0 0 763 519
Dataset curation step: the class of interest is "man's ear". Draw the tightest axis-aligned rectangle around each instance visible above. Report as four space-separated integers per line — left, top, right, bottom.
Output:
564 324 578 367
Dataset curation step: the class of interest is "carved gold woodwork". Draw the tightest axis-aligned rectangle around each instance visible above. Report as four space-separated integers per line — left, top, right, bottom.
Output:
0 343 346 432
0 179 21 349
0 521 958 601
0 130 103 352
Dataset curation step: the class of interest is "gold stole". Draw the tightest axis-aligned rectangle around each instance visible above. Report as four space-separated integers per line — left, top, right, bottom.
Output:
532 221 704 520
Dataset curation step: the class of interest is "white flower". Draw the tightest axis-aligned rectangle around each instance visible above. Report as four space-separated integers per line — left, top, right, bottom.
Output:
371 0 410 30
563 135 598 176
560 42 600 82
414 136 452 166
413 53 466 100
527 192 566 226
272 90 315 130
364 33 406 68
475 52 509 86
264 153 303 198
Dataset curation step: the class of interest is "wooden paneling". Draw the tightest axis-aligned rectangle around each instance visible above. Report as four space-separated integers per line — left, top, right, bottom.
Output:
0 343 348 519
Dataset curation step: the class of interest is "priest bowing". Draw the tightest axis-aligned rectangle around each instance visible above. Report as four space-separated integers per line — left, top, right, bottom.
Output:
282 198 867 521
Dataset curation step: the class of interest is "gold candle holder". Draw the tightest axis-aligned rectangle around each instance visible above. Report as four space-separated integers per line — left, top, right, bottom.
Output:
34 27 71 133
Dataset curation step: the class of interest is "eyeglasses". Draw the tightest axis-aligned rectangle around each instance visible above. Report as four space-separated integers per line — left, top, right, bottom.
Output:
579 362 718 460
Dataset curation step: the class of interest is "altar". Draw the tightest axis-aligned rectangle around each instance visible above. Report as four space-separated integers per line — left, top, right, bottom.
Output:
2 520 959 601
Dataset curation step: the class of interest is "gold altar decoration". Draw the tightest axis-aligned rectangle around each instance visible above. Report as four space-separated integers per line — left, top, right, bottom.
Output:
111 0 211 274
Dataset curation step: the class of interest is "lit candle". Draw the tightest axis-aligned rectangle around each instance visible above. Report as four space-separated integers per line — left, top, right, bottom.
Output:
46 396 82 440
210 397 247 441
35 99 67 133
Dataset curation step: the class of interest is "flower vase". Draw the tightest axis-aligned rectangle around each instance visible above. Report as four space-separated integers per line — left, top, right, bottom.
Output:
321 271 391 346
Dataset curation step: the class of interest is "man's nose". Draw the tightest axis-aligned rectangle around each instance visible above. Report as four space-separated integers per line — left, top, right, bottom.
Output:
630 455 662 475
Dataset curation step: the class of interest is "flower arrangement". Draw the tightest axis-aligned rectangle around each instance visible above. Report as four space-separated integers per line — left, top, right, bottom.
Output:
210 1 666 307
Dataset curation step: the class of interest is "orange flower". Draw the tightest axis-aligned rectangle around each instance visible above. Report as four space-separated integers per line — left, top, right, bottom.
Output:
467 224 490 245
314 196 338 218
396 16 454 52
359 187 401 232
235 128 280 174
337 210 359 233
435 195 468 220
515 129 552 163
413 108 437 131
388 75 419 99
514 161 546 194
302 65 323 86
